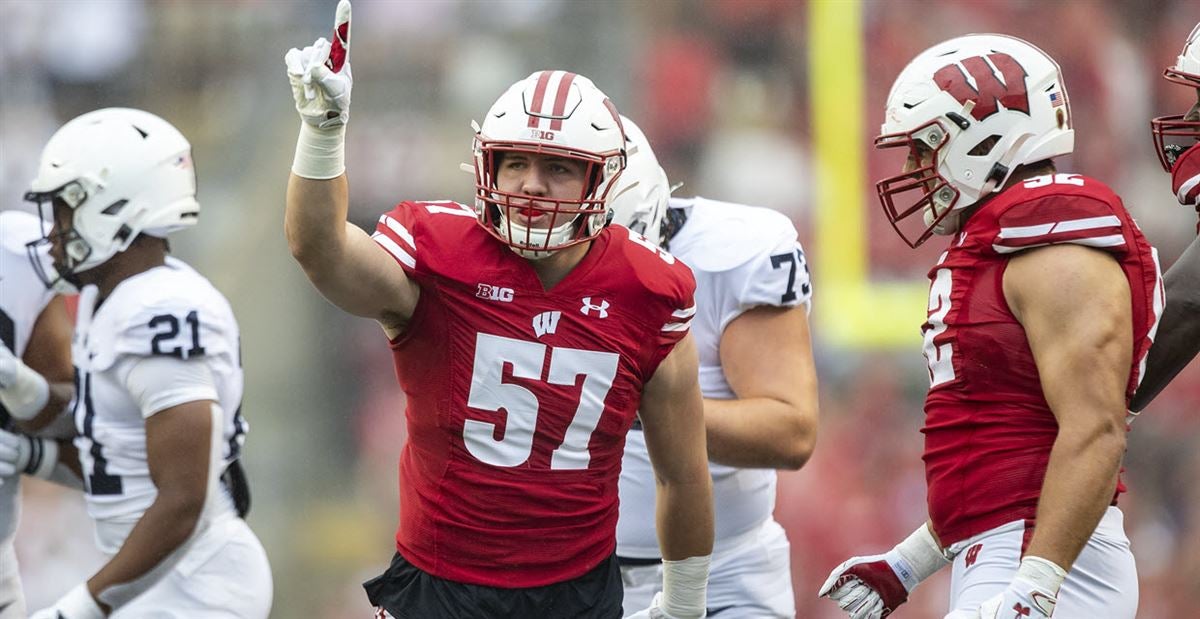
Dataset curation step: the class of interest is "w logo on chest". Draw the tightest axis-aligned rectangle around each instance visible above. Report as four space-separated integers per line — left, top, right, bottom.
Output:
934 52 1030 120
532 311 562 338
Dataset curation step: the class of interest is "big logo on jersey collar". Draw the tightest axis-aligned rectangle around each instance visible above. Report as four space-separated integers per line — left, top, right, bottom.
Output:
934 53 1031 120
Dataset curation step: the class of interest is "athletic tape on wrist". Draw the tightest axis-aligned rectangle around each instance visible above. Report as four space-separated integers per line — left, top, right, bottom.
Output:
661 554 711 619
292 122 346 180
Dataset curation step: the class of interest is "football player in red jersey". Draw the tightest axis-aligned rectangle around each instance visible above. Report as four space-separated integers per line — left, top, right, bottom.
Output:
819 35 1161 619
1133 21 1200 412
283 3 713 618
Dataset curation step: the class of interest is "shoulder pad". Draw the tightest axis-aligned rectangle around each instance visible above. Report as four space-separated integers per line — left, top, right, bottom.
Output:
372 200 476 275
87 263 237 371
990 175 1127 255
668 197 799 273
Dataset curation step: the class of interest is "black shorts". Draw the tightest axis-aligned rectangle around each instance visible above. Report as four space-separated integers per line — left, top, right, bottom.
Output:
363 552 624 619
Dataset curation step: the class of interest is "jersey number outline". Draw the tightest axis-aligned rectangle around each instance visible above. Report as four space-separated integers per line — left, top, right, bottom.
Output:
464 333 619 470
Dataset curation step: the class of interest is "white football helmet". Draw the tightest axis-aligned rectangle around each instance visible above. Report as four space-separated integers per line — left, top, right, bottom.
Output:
24 108 199 292
876 34 1074 247
607 116 670 244
472 70 626 259
1151 22 1200 172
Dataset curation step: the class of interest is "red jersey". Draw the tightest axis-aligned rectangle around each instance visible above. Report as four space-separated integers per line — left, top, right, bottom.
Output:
920 174 1163 545
371 201 696 587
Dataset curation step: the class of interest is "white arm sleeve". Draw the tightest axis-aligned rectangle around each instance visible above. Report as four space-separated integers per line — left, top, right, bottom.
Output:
119 355 218 418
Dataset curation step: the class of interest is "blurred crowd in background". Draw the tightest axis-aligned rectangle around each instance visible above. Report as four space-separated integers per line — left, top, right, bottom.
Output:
3 1 1198 617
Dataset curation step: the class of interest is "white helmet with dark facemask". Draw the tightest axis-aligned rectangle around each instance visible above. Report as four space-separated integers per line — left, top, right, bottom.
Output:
607 116 671 246
472 70 626 259
875 34 1074 247
25 108 199 292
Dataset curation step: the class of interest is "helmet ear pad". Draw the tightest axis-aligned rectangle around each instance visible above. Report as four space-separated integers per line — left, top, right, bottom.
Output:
471 71 627 257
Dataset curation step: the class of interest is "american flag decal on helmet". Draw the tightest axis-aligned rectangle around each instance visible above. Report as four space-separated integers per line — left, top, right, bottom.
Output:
526 70 578 131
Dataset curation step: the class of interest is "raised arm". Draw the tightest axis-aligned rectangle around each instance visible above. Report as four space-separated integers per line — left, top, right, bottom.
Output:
1130 236 1200 411
283 0 418 335
705 304 819 469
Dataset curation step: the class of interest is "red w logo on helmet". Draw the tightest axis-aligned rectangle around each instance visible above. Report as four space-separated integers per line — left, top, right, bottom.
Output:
934 53 1030 120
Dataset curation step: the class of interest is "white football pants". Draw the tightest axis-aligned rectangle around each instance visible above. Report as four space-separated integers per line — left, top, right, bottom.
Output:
114 515 272 618
943 506 1137 619
621 518 795 618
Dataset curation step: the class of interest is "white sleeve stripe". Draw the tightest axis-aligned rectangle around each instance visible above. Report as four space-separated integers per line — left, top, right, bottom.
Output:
425 205 476 217
997 215 1121 239
380 215 417 251
661 322 692 332
671 305 697 319
1177 175 1200 205
992 234 1126 254
372 232 416 268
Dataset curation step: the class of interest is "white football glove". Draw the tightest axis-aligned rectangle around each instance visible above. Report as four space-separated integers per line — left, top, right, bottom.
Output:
819 523 952 619
0 342 50 420
284 0 353 179
284 0 352 130
976 556 1065 619
30 582 106 619
0 427 57 486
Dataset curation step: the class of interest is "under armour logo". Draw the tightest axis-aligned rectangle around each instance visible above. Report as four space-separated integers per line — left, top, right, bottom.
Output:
1030 592 1057 615
965 543 982 568
532 311 562 338
1012 602 1031 618
580 297 609 318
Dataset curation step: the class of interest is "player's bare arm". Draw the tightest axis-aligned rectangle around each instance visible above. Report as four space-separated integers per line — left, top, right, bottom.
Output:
286 176 419 334
1130 237 1200 411
84 398 217 612
15 295 74 432
1004 243 1132 569
639 332 715 562
284 0 419 335
705 304 818 469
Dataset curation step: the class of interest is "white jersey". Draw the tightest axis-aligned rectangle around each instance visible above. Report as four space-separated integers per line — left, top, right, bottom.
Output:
617 197 812 557
71 257 246 552
0 210 56 543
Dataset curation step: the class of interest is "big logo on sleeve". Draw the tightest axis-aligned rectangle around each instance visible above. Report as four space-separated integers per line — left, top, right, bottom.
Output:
934 53 1030 120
